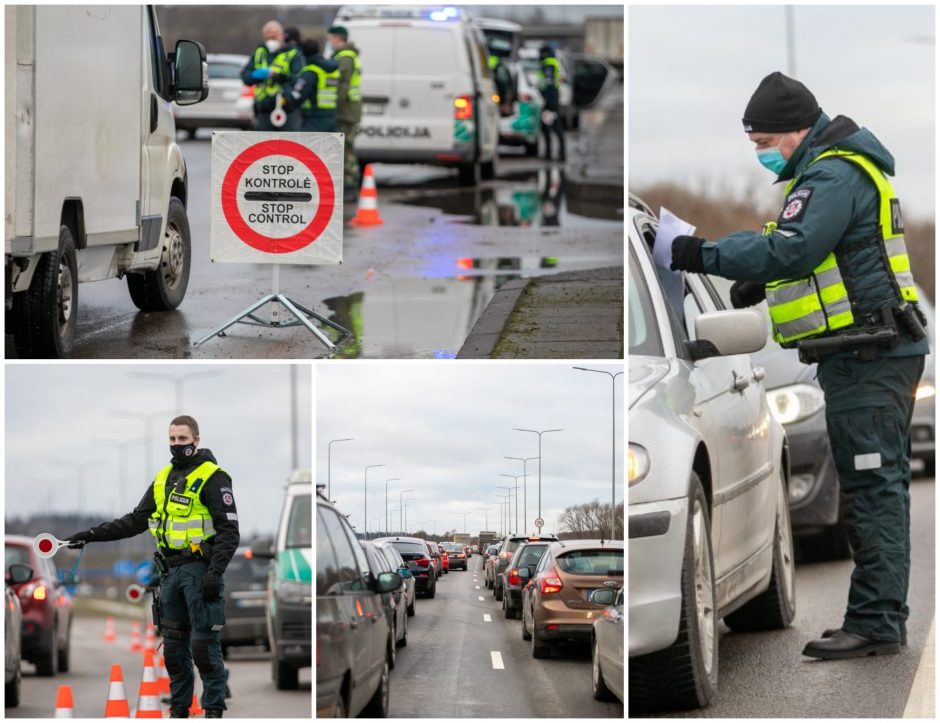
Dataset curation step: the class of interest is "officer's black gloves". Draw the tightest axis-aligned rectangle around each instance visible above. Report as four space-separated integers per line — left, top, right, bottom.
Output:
200 570 221 602
670 235 707 273
730 281 767 309
67 530 95 549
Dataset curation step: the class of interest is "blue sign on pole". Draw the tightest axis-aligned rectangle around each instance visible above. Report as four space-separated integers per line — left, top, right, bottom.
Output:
135 560 154 585
113 559 135 577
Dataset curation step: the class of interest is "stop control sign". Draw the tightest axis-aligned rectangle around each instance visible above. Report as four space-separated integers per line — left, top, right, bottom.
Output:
210 132 343 265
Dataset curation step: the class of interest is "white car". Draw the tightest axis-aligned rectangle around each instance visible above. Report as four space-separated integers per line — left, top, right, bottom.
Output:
173 53 254 138
334 5 500 185
628 197 795 713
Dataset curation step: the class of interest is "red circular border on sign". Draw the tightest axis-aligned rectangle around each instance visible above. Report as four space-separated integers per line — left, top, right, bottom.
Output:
221 139 335 254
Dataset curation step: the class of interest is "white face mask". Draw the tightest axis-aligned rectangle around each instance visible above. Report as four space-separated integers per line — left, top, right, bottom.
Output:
265 39 280 53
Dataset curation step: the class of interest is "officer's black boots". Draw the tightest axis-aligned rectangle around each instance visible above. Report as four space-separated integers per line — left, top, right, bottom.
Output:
169 708 189 718
205 710 223 718
802 629 902 659
821 626 907 646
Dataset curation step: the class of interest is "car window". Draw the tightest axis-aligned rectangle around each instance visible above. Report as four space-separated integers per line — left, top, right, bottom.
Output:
338 519 372 588
628 246 664 356
390 541 426 556
515 543 548 567
208 61 243 80
366 545 390 574
316 507 345 595
225 553 270 584
556 549 624 575
535 547 553 573
318 506 368 592
381 545 404 568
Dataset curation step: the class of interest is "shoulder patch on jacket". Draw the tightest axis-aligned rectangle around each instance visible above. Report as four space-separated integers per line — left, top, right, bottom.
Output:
779 187 813 224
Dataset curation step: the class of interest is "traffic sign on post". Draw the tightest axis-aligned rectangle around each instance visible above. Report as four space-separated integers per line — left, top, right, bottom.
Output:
535 517 544 529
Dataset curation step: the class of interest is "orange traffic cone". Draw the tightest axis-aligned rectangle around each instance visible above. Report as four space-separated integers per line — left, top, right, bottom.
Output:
134 651 163 718
188 693 204 716
55 684 75 718
349 164 384 226
156 656 171 695
129 621 142 652
105 664 131 717
143 623 157 657
104 616 117 642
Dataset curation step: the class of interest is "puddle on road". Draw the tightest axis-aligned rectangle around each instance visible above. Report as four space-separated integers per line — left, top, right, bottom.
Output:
399 167 623 226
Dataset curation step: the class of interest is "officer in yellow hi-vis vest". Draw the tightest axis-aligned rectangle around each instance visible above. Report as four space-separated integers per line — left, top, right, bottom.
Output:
284 39 340 133
241 20 304 131
67 415 239 717
670 72 929 661
327 25 363 202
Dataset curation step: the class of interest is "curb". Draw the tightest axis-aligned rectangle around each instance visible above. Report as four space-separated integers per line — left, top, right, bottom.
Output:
456 279 529 359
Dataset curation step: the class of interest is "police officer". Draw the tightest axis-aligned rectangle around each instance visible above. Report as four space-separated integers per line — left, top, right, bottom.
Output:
670 72 929 660
326 25 362 203
241 20 303 131
284 39 340 132
537 45 565 162
67 416 240 716
488 52 513 114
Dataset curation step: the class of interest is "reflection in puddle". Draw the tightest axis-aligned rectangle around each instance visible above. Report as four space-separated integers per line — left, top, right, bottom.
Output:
400 168 623 226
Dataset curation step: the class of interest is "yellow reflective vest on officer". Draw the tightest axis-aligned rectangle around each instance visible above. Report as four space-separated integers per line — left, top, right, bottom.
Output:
335 48 362 102
301 63 340 111
148 461 220 550
765 150 918 346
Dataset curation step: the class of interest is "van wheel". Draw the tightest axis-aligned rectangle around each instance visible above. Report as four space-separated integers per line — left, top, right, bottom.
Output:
457 162 480 187
127 197 191 311
524 140 539 157
11 225 78 358
725 464 796 631
361 659 389 717
629 472 717 713
481 154 497 181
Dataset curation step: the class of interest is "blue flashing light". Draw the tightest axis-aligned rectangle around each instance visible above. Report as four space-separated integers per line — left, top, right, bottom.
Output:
429 6 460 21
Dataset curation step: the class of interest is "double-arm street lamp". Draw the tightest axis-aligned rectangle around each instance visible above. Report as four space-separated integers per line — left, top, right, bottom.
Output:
505 456 538 535
513 428 563 526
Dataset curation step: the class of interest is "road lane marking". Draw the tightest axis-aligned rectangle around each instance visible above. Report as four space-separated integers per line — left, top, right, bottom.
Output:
483 614 492 622
475 585 480 589
478 596 485 601
903 617 934 718
490 651 504 669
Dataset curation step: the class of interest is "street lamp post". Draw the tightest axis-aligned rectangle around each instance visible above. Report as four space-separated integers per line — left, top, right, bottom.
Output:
400 489 415 533
499 474 523 534
385 478 401 537
573 366 624 539
363 464 385 541
492 498 504 535
497 486 515 534
505 456 538 534
327 438 354 500
513 428 563 527
477 506 492 532
403 498 415 534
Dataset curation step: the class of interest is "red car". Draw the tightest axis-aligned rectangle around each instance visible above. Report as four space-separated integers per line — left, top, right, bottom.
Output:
437 543 449 574
424 541 443 579
5 535 73 676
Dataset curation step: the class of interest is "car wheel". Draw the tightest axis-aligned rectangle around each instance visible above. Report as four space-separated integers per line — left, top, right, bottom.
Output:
629 472 717 713
797 495 852 562
524 140 538 157
35 627 58 677
388 628 396 670
5 660 21 707
503 594 515 619
521 605 532 641
427 580 436 599
725 464 797 631
407 597 416 617
398 616 408 648
531 623 550 659
457 162 480 186
481 153 498 181
361 658 390 717
57 619 71 672
495 580 503 602
127 197 191 311
11 225 78 358
332 693 346 718
592 633 615 702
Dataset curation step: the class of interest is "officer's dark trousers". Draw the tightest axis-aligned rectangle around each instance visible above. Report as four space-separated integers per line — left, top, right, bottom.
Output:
160 560 227 712
817 354 925 642
301 113 339 133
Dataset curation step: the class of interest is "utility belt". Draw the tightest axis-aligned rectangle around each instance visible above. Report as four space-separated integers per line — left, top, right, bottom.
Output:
153 542 211 574
797 303 926 364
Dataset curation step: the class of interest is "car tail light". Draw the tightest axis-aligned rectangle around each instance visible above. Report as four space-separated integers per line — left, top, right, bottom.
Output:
241 85 254 98
32 585 47 601
499 550 511 560
415 557 430 568
540 569 563 595
508 568 521 586
454 95 473 120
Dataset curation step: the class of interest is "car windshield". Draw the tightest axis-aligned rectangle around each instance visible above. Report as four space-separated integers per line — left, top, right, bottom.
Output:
389 541 427 557
285 493 312 548
225 553 270 584
556 549 624 575
208 62 244 80
443 543 462 552
629 245 664 356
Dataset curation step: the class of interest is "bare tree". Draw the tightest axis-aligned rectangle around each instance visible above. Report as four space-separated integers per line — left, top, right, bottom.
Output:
558 499 623 539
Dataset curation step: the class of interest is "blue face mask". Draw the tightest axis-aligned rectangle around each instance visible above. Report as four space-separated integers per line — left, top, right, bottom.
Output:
756 146 787 175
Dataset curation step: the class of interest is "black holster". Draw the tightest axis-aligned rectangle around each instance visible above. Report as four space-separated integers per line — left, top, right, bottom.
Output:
797 326 899 364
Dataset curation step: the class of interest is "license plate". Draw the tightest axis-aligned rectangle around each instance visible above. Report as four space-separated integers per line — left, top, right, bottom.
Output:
363 102 386 116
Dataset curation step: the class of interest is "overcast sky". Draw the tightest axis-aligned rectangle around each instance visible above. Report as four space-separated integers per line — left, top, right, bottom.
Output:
5 364 311 540
629 5 935 219
316 363 623 537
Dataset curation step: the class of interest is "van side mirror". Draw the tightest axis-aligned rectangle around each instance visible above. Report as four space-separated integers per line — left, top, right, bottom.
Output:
250 536 275 559
174 39 208 105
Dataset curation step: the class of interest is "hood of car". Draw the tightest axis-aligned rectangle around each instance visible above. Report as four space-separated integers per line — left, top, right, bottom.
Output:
629 356 670 410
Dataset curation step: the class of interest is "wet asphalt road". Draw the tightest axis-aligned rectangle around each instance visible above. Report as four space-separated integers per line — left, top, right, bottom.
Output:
389 554 623 718
8 612 310 718
7 128 622 360
640 477 935 719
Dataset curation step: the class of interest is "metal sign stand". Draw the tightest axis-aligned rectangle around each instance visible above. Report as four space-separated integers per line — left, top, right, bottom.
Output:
194 264 349 350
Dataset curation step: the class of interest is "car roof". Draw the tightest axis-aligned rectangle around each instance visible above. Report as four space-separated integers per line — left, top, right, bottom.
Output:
549 539 625 552
373 536 427 545
5 535 33 547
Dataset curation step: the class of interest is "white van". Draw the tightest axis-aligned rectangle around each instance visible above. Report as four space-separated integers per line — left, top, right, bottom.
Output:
5 5 207 357
334 5 500 186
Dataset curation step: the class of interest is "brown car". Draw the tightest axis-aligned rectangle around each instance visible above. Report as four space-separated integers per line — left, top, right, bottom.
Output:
520 539 624 658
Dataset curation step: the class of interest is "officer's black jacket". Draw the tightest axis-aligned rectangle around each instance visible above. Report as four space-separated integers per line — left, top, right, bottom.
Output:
87 449 240 576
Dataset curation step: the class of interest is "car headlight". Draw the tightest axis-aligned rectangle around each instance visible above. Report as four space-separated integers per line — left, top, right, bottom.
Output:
766 383 825 425
275 579 311 604
629 444 650 486
916 382 936 401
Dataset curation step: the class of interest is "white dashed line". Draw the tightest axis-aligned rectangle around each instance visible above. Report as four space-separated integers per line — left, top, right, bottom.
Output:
478 596 485 601
483 614 492 622
490 651 504 669
475 585 480 589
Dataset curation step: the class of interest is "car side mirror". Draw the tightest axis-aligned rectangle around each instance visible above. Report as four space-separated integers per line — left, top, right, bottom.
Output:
398 566 412 579
517 567 530 579
250 536 275 559
688 309 768 361
589 588 616 606
6 564 33 585
376 571 403 594
173 39 208 105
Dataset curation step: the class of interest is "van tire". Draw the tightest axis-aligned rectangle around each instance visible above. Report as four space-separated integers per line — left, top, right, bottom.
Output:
481 154 497 181
127 197 191 311
11 225 78 359
524 140 539 157
457 162 480 187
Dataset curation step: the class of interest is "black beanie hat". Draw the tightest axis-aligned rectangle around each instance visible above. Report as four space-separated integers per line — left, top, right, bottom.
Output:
742 72 822 133
301 38 319 57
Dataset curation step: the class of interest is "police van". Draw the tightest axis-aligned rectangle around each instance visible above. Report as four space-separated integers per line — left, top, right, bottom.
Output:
333 5 500 185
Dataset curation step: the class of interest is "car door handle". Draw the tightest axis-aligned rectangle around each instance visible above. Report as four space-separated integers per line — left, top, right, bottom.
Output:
731 370 750 393
752 366 767 383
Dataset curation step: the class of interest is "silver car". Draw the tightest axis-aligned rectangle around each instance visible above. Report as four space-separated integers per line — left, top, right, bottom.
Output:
911 291 935 476
628 198 795 713
173 53 254 138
